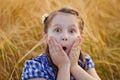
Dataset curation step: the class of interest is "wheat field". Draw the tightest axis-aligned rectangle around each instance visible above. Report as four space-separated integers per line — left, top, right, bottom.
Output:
0 0 120 80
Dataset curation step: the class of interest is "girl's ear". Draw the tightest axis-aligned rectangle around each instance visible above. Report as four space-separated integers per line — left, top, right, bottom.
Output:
43 32 48 44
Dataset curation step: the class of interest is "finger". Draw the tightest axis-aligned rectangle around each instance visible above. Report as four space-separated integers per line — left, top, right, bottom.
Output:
52 38 58 46
51 39 59 55
75 38 80 54
51 39 59 57
76 38 81 52
56 44 62 56
74 38 80 47
49 39 56 57
58 44 67 56
72 38 81 51
70 38 80 57
48 40 53 55
52 38 66 56
77 36 82 45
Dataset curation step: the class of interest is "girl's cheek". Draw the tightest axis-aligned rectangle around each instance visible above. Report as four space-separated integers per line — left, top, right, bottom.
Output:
46 36 54 44
48 36 59 43
48 36 55 40
70 35 80 45
70 35 78 41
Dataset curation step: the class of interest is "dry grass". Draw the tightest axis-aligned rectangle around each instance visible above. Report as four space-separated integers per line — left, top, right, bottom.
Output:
0 0 120 80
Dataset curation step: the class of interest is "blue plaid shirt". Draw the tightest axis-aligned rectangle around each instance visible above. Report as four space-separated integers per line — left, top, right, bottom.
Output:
21 52 94 80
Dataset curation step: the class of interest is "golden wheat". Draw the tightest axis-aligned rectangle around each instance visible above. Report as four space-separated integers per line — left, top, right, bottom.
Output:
0 0 120 80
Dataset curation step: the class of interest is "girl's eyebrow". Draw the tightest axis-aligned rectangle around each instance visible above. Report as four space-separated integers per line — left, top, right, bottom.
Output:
53 24 63 27
68 24 77 28
52 24 77 28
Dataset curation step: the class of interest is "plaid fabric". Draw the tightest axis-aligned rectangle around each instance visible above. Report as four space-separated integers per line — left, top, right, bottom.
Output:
21 52 94 80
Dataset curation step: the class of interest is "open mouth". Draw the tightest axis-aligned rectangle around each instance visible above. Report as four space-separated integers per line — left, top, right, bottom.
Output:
62 46 67 51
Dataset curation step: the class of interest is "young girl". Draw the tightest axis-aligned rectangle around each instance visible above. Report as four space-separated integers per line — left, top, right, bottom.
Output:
22 8 101 80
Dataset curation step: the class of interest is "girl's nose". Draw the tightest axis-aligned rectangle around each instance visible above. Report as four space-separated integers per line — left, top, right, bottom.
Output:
62 34 68 41
62 37 68 41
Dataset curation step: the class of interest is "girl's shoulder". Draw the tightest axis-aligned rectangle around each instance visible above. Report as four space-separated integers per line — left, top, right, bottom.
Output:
22 52 55 80
23 52 49 69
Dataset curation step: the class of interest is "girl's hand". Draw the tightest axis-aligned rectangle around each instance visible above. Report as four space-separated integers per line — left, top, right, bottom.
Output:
48 37 70 69
68 37 81 67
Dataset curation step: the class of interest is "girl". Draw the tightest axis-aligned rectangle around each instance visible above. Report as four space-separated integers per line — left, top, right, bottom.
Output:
22 8 101 80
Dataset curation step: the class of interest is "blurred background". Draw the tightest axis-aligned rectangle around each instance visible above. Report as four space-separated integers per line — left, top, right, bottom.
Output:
0 0 120 80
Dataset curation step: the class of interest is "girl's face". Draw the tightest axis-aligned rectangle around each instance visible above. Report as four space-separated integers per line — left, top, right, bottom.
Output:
45 13 83 54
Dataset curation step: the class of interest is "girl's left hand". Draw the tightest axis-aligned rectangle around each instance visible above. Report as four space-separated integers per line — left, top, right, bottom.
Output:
68 37 81 67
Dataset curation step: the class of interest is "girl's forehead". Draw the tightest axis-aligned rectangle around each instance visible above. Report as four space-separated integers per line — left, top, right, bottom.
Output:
50 13 79 27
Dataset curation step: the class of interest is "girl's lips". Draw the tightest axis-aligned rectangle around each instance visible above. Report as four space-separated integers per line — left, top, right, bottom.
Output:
62 46 68 54
62 46 67 51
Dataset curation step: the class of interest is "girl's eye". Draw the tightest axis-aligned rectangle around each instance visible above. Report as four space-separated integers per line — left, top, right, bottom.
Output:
54 28 61 32
69 29 76 33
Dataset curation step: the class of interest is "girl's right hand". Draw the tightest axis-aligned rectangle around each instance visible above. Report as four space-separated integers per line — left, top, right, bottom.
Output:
48 37 70 69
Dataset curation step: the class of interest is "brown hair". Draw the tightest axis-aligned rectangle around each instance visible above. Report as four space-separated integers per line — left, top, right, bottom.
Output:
43 7 86 78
